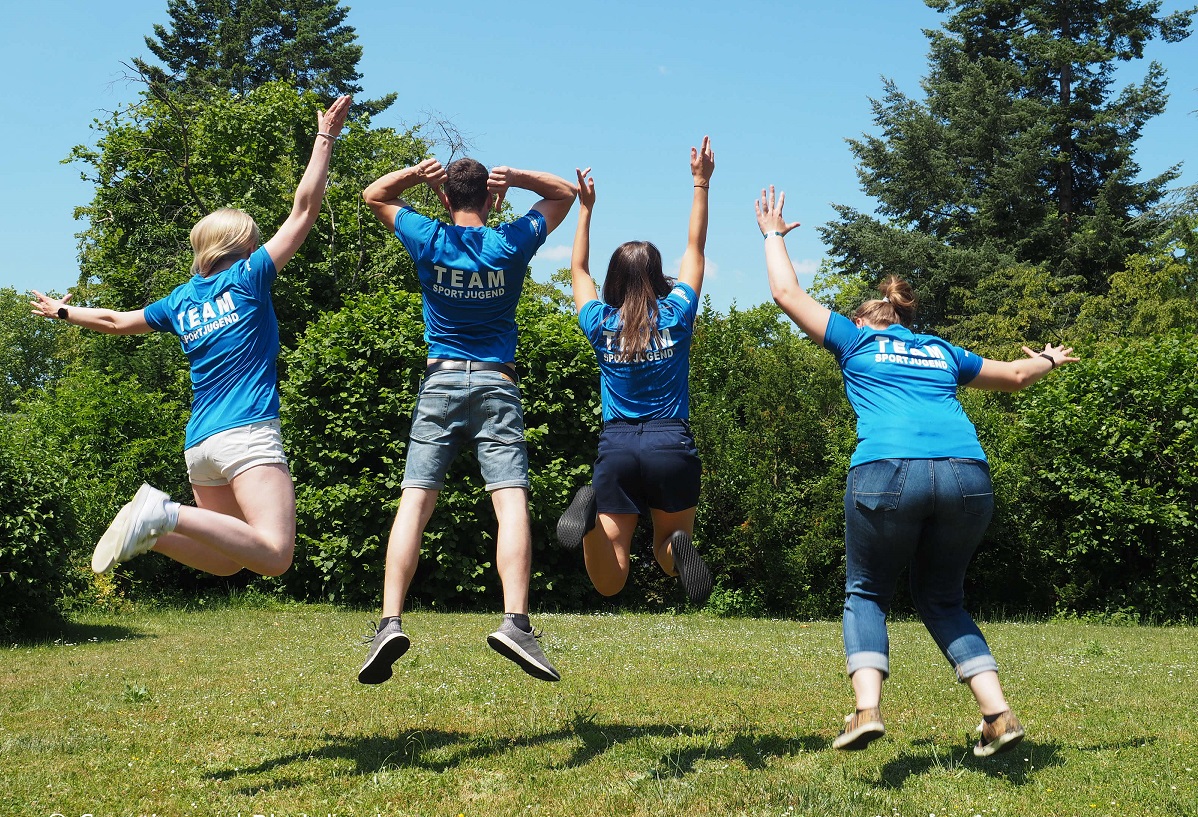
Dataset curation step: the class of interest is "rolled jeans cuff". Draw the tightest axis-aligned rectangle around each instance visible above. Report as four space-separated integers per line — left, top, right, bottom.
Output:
954 654 999 682
846 651 890 679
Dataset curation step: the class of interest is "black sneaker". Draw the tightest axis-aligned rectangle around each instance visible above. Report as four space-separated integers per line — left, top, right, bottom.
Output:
487 619 560 682
669 531 713 605
357 618 410 685
556 484 597 550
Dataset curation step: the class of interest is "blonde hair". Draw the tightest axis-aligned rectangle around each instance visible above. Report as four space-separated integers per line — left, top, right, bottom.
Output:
853 275 917 328
190 208 261 276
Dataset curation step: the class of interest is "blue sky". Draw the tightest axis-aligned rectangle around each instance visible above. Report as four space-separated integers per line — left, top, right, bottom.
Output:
3 0 1195 312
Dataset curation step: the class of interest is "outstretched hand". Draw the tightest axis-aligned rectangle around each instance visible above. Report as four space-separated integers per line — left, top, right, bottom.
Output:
317 95 352 138
30 290 71 320
755 186 801 237
576 167 595 209
1021 343 1079 368
691 135 714 184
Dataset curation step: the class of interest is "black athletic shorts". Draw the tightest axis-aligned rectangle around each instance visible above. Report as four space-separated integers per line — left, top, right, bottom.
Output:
593 418 701 515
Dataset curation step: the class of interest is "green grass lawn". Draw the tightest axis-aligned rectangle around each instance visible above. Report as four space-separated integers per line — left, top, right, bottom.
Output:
1 602 1194 816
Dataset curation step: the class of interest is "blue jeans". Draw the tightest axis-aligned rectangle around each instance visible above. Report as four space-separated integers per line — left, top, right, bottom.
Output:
401 369 528 491
843 458 999 681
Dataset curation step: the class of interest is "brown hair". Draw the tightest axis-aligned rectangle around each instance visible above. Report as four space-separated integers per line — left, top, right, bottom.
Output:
853 275 917 328
189 208 260 276
444 158 489 213
602 241 672 362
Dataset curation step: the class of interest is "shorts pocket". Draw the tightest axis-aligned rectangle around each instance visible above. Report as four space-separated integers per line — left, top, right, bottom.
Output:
850 459 909 512
410 392 451 443
481 389 525 443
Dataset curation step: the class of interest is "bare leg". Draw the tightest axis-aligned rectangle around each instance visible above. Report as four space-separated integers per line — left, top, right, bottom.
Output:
850 667 885 710
381 487 439 618
491 487 532 614
150 463 296 576
968 670 1011 716
649 506 697 575
581 513 638 596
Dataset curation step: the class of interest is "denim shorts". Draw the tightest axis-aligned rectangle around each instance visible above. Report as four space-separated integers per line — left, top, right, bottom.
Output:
593 419 701 515
401 369 529 491
184 419 288 486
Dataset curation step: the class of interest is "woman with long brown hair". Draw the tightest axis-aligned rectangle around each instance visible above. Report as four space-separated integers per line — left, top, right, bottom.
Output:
556 137 715 604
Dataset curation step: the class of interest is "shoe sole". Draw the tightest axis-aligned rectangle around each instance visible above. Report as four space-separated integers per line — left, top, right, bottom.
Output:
973 728 1024 758
487 631 560 682
833 722 886 751
670 531 713 605
357 631 411 685
556 484 596 550
92 501 136 573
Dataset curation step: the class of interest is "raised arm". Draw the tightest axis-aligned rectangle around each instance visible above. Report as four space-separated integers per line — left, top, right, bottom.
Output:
30 291 150 335
486 166 577 234
968 344 1079 391
755 186 830 344
570 167 600 312
677 135 715 297
361 158 449 229
263 95 352 271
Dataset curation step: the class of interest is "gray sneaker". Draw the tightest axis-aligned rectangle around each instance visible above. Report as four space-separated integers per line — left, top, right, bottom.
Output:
669 531 713 605
556 484 596 550
92 484 172 573
358 618 410 685
487 619 560 682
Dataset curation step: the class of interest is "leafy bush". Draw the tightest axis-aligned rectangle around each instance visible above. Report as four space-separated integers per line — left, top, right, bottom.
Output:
281 283 601 608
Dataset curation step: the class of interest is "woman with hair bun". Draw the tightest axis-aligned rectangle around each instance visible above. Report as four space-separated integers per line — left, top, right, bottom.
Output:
31 95 352 579
755 185 1077 757
556 137 716 605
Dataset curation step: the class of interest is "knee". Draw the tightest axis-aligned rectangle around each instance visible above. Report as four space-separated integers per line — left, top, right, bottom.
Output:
592 575 628 597
257 538 295 577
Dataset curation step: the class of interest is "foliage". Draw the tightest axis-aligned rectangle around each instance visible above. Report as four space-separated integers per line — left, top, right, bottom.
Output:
280 283 601 608
137 0 394 114
821 0 1194 328
0 287 78 413
0 414 78 636
1011 333 1198 621
689 302 856 618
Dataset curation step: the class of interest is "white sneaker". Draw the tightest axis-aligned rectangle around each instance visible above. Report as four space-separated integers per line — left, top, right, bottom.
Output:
91 484 172 573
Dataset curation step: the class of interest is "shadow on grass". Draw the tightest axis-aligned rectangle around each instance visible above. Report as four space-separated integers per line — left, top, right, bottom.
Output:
6 618 151 647
206 718 825 794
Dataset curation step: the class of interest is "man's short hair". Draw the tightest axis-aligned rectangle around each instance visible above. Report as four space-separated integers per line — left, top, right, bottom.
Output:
445 158 489 213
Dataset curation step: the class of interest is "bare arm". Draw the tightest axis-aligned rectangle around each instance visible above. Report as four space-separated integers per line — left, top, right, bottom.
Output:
361 157 449 230
677 136 715 298
570 167 600 312
263 95 352 271
30 291 151 335
487 166 577 234
968 344 1079 391
755 186 830 344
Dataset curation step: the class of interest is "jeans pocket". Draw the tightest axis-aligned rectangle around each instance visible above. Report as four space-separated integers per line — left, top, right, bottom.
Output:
851 459 908 512
410 392 450 443
481 389 525 443
948 458 994 516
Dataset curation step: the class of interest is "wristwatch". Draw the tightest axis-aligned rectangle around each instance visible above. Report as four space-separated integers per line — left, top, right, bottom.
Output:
57 307 69 320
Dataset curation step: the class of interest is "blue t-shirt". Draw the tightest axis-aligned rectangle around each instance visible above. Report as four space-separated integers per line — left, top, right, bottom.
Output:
393 207 547 362
822 311 985 467
143 246 280 449
578 282 699 421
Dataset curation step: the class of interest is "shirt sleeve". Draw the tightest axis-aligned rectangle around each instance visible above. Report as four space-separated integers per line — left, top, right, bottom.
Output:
952 344 984 384
499 211 549 266
663 282 699 327
142 296 176 334
578 299 607 345
821 311 859 364
243 245 278 292
394 207 440 260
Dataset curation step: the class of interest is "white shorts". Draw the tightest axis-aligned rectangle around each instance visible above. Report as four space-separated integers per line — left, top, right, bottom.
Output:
184 419 288 486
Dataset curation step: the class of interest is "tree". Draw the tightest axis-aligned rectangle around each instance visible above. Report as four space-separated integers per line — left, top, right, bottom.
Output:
0 287 77 413
137 0 394 113
822 0 1194 330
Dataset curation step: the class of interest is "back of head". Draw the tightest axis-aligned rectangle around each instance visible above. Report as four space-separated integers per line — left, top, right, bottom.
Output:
853 275 917 328
603 241 672 361
445 158 489 214
190 208 260 276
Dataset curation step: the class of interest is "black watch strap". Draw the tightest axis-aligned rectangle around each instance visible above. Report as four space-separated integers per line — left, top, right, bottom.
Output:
57 307 69 320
